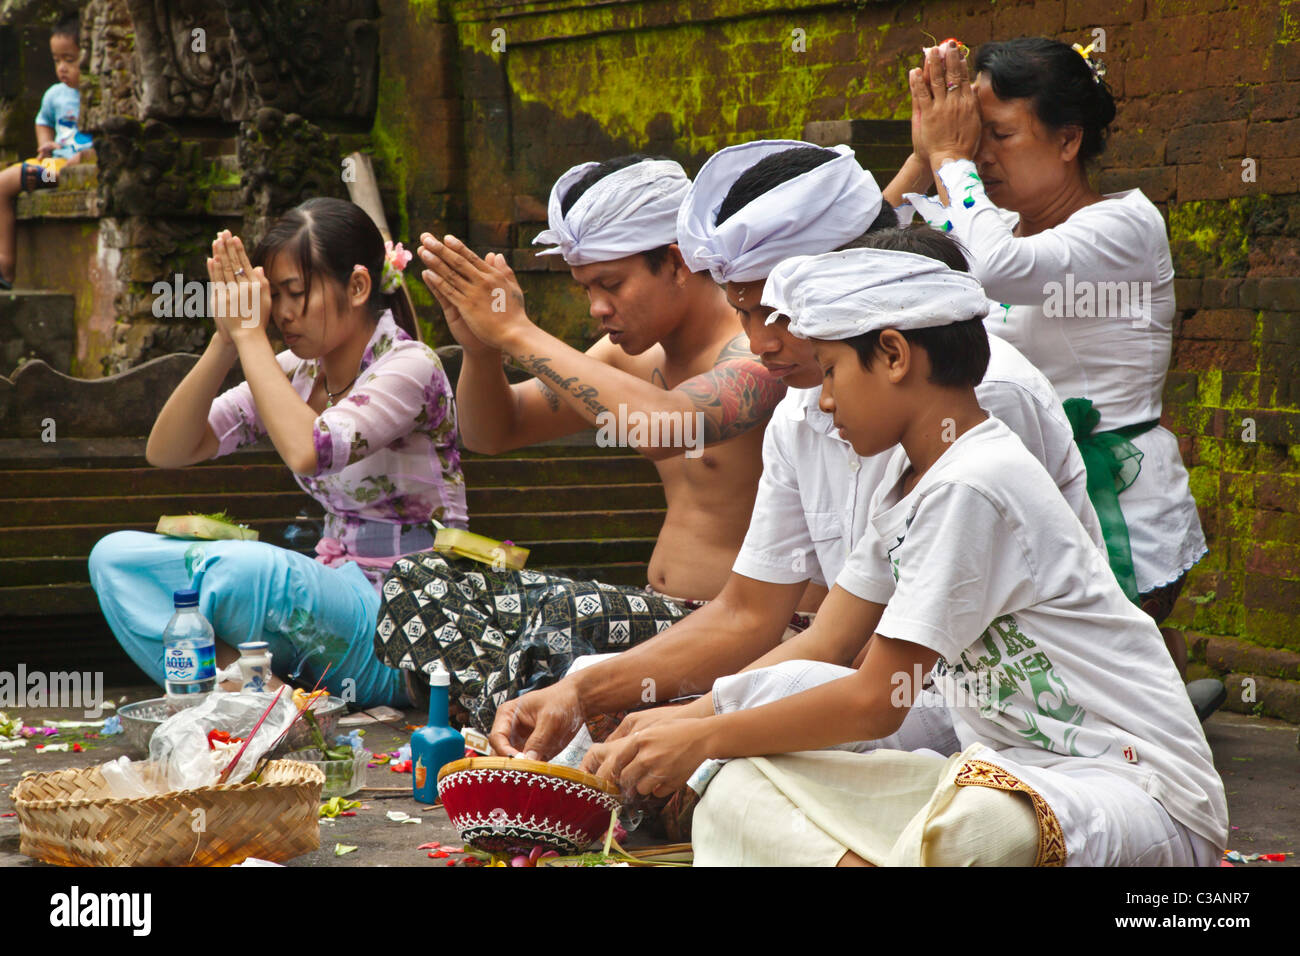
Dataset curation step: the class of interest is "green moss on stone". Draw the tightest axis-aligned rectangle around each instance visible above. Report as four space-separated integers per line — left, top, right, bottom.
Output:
369 71 412 242
1167 197 1263 277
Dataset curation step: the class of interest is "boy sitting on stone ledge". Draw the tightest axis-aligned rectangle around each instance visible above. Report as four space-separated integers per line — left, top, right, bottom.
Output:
0 14 94 290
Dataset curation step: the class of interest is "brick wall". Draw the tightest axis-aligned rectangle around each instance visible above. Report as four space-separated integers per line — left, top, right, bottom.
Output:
376 0 1299 711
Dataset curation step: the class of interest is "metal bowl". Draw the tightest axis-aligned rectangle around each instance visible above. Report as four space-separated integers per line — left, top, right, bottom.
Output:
115 695 349 757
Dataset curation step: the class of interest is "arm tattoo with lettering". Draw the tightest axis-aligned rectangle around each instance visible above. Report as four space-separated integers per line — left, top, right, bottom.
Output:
674 334 787 444
533 377 561 413
514 353 608 418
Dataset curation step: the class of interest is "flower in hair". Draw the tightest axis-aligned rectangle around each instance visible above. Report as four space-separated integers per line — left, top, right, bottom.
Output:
380 241 411 294
1072 42 1107 83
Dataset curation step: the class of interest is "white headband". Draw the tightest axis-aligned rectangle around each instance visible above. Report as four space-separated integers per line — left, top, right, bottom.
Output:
676 140 884 284
762 248 991 340
533 159 690 266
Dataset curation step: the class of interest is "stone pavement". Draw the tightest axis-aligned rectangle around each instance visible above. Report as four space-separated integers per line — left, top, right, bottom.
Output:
1 684 1296 867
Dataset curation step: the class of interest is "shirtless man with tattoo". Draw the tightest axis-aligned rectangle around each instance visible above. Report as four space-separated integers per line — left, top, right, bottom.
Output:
372 156 791 727
422 156 785 601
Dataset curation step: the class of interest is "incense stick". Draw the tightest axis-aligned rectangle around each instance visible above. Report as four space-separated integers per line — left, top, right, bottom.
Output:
217 685 285 784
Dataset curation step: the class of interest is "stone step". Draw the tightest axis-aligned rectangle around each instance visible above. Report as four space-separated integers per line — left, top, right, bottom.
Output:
0 437 619 467
0 556 98 587
0 455 661 496
0 556 654 620
1 551 656 586
0 514 665 560
803 119 913 147
0 582 102 617
0 482 666 525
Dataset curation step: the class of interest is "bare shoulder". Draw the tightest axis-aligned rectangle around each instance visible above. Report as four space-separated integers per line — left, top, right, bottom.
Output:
591 333 668 384
714 331 760 364
672 333 786 444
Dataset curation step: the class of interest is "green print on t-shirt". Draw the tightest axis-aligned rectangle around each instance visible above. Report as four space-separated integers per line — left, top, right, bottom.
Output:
945 615 1109 759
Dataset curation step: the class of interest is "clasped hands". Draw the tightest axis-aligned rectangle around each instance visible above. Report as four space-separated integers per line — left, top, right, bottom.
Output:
909 40 982 169
417 233 531 355
207 229 271 348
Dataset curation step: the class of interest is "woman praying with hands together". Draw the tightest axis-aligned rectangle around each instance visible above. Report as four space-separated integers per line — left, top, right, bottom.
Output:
89 198 466 706
894 38 1220 718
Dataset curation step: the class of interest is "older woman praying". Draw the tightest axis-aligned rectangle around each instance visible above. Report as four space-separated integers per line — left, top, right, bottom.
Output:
893 38 1221 719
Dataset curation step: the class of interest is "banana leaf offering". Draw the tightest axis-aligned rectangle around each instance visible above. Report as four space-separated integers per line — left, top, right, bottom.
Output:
433 527 528 571
156 511 258 541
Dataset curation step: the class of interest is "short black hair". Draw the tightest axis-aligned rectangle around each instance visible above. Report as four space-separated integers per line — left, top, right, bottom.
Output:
559 154 674 273
51 14 79 41
716 145 897 236
973 37 1117 164
837 226 990 388
836 223 971 271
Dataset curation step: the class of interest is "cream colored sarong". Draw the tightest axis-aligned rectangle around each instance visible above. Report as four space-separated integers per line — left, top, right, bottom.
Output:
693 743 1044 867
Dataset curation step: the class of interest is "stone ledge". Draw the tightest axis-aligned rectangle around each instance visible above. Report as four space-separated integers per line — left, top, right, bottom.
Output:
15 187 100 219
1190 631 1300 681
1186 631 1300 723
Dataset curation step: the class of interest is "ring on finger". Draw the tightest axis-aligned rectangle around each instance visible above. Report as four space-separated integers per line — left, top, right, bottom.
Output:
233 268 245 276
946 82 960 91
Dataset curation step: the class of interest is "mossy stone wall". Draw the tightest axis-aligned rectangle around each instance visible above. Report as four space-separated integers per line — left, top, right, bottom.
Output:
370 0 1300 696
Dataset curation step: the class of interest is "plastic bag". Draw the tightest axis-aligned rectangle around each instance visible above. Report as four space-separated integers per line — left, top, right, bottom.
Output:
100 754 166 799
149 691 298 791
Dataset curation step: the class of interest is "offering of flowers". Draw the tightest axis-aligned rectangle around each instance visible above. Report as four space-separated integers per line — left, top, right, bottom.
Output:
292 689 352 762
921 34 970 59
433 528 529 571
156 510 258 541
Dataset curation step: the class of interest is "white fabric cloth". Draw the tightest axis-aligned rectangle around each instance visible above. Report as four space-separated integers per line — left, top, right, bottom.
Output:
732 340 1103 589
764 248 991 339
834 416 1229 851
676 140 883 283
693 741 1220 866
533 159 690 265
713 659 961 757
904 159 1206 592
693 745 1041 867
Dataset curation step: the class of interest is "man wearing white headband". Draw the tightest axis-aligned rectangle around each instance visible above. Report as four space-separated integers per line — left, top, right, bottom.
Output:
493 143 1100 787
375 155 788 734
586 247 1227 868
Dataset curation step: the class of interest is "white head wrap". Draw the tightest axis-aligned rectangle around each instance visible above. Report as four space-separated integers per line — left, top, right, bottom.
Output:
533 159 690 266
762 248 991 340
676 140 884 284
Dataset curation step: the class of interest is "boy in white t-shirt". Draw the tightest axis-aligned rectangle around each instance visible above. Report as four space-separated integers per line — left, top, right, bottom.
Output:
583 248 1228 866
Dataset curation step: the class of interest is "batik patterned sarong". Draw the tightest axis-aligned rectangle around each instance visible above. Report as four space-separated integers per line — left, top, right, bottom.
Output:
373 552 694 732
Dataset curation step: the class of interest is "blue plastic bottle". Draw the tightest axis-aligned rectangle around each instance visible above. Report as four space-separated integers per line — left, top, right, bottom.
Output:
411 663 465 803
162 588 216 711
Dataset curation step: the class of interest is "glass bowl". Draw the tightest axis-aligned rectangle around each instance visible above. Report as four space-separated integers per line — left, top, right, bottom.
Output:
283 748 369 799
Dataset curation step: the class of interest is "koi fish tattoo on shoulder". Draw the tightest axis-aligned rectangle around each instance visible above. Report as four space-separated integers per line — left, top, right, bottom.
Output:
674 333 786 444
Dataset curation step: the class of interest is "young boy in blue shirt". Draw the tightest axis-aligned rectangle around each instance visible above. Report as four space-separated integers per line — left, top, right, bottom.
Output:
0 15 92 289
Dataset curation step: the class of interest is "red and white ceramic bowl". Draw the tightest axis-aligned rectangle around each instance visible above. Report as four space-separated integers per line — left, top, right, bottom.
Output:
437 756 622 854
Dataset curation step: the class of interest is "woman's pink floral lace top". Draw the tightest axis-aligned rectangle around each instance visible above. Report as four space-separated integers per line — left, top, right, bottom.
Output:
207 311 467 583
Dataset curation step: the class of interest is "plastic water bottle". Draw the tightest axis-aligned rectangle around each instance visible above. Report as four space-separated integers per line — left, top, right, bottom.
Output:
411 663 466 803
163 588 216 710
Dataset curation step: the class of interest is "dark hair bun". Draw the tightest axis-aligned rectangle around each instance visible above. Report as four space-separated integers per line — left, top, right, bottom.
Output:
973 37 1116 163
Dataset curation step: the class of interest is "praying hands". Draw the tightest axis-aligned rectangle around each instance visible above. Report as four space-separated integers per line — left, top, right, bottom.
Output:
207 229 271 347
910 42 982 175
418 233 533 353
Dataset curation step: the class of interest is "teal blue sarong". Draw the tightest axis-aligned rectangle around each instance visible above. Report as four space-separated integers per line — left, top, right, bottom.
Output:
88 531 409 708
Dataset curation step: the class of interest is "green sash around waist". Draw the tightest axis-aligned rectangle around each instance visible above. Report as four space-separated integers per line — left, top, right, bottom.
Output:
1062 397 1159 604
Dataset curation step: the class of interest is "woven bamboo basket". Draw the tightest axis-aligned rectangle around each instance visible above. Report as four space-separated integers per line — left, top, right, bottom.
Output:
13 759 324 867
